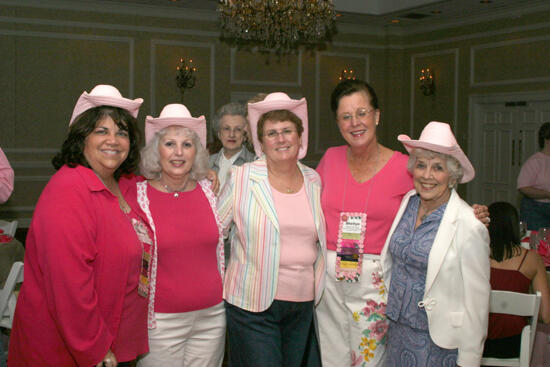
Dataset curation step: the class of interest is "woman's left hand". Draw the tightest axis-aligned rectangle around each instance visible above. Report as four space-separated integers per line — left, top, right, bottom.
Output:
472 204 490 227
96 349 117 367
207 169 220 194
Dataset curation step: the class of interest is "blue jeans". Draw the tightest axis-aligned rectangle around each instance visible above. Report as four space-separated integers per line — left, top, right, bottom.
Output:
520 197 550 231
225 300 319 367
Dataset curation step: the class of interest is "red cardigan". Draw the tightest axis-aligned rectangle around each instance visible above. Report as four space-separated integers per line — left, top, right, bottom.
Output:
9 165 148 366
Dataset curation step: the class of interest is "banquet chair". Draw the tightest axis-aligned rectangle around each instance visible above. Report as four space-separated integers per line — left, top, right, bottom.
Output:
481 290 541 367
0 220 17 237
0 261 23 329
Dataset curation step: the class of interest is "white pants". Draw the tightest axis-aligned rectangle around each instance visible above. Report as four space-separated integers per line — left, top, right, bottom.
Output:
137 302 226 367
316 251 388 367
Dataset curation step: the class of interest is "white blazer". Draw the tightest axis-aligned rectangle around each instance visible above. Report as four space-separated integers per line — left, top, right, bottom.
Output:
381 189 490 367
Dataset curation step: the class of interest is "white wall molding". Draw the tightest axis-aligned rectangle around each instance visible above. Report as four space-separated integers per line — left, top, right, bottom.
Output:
470 35 550 87
0 0 217 22
410 48 459 136
149 39 216 119
0 29 136 97
314 51 370 155
229 48 303 87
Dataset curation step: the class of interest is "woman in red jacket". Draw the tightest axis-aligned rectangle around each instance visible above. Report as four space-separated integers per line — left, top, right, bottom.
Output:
9 85 149 367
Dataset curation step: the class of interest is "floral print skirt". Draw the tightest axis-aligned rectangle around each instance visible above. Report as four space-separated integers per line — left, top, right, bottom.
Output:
317 251 388 367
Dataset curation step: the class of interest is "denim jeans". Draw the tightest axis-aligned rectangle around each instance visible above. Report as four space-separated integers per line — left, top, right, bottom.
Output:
520 197 550 231
225 300 319 367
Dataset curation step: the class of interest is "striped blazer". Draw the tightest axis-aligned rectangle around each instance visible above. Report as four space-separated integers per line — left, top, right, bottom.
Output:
218 157 327 312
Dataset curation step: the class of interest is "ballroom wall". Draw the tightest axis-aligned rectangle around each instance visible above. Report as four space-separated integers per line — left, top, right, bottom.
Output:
2 0 550 226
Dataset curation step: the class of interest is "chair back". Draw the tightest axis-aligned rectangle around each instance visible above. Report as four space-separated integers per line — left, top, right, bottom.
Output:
0 219 17 237
481 290 541 367
0 261 24 329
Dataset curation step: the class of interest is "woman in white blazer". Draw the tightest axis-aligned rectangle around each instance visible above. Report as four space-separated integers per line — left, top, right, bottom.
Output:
380 121 490 367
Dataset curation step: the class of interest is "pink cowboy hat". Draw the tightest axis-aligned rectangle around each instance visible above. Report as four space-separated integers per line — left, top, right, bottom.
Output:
69 84 143 125
145 104 206 147
248 92 308 159
398 121 475 183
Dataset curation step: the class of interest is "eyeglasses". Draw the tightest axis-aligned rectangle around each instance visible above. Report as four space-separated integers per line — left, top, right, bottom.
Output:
220 126 245 135
263 128 296 140
337 108 375 123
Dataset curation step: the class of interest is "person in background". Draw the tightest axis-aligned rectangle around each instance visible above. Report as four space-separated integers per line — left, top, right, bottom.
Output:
218 92 326 367
483 201 550 358
381 121 491 367
518 122 550 231
0 148 13 204
0 147 13 367
209 102 255 189
315 79 489 367
9 85 148 366
124 104 225 367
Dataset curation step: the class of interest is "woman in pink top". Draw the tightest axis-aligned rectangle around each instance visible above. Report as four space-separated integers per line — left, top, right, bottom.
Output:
9 85 148 367
316 79 489 367
121 104 225 367
517 122 550 230
218 92 326 367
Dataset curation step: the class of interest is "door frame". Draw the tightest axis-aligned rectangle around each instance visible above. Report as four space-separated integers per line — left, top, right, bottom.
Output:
467 90 550 204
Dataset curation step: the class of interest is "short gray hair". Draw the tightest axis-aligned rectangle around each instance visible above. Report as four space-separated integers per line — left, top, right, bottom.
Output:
211 102 247 134
140 126 210 180
407 148 464 189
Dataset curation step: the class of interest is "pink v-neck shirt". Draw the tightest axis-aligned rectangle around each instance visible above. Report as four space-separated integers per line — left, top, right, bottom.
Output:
317 146 413 254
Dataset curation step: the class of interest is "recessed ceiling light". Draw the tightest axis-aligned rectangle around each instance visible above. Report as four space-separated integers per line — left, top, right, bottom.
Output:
431 10 442 14
391 19 400 23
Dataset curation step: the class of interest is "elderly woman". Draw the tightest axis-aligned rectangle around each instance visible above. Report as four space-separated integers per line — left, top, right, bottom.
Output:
218 92 326 367
380 121 491 367
209 102 255 188
9 85 147 366
517 122 550 230
120 104 225 367
315 79 488 367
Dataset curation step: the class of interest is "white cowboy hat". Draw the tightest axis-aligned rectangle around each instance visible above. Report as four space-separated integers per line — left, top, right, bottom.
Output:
69 84 143 125
398 121 475 183
247 92 308 159
145 104 206 147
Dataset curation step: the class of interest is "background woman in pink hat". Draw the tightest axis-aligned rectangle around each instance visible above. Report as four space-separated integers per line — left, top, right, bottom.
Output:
9 84 148 366
218 92 326 367
120 103 226 367
380 121 491 367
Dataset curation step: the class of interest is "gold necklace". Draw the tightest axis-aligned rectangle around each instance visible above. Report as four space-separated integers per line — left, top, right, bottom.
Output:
160 175 190 198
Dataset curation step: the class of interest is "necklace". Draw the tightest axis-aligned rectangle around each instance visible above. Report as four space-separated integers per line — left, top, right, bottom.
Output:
93 171 130 213
160 175 190 198
267 165 302 194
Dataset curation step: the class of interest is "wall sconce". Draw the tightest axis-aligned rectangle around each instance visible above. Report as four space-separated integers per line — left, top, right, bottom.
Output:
419 68 434 96
176 58 197 102
338 68 356 81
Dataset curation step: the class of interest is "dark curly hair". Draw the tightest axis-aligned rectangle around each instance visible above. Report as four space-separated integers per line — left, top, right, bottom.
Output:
538 122 550 149
52 106 141 180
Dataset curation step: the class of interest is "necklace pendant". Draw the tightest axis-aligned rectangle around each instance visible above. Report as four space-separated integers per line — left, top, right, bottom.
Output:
174 192 179 198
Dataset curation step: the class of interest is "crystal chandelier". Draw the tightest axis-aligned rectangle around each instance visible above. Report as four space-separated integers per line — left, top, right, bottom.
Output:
217 0 337 56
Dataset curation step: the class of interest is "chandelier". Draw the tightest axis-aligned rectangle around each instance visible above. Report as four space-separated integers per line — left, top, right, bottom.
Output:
217 0 337 56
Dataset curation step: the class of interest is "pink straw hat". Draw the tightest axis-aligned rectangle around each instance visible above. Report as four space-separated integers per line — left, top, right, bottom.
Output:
145 104 206 147
69 84 143 125
248 92 308 159
397 121 475 183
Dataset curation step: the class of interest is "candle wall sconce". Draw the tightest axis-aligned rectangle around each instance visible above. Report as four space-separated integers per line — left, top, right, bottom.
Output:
176 58 197 102
419 68 434 96
338 68 356 81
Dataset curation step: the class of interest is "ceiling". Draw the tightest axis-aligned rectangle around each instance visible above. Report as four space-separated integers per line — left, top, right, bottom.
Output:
87 0 550 28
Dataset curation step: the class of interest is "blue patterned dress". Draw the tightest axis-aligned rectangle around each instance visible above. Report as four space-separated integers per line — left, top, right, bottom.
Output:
385 195 458 367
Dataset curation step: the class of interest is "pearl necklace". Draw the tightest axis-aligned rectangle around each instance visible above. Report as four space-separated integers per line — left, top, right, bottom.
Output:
160 176 190 198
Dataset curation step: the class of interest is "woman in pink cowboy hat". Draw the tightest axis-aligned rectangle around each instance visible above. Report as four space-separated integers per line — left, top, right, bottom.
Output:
380 121 491 367
9 84 148 367
218 92 326 366
119 104 225 367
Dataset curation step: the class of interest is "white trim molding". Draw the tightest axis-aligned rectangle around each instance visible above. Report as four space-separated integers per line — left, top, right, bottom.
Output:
410 48 459 136
149 39 216 119
470 35 550 87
